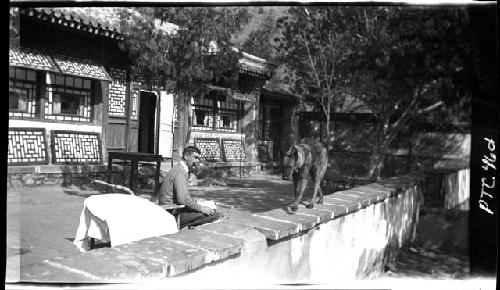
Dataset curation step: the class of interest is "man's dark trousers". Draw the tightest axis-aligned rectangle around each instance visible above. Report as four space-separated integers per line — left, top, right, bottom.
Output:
179 210 221 228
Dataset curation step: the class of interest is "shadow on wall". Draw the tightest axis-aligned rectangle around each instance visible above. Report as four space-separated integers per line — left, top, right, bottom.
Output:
376 184 421 273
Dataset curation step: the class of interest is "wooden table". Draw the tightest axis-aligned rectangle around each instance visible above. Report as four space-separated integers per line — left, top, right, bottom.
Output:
107 152 163 194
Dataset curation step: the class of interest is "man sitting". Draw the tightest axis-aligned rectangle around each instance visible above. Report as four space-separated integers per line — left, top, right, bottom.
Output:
158 146 221 229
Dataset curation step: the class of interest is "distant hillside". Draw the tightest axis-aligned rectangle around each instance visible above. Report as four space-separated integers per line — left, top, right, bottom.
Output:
231 6 288 55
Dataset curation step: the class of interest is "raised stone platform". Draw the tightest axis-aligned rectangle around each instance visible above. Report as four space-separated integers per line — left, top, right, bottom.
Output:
19 175 422 283
7 160 282 188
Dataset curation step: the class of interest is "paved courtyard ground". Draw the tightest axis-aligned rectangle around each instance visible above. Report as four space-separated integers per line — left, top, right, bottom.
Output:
6 172 473 282
6 173 296 280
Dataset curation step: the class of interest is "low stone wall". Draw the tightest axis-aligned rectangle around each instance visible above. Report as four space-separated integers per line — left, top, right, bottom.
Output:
177 177 421 285
20 175 421 284
7 161 282 188
7 165 112 188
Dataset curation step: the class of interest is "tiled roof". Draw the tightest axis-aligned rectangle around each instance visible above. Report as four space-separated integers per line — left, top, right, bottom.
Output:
51 53 112 81
234 49 274 79
20 7 274 79
9 46 112 82
21 7 125 40
9 46 59 72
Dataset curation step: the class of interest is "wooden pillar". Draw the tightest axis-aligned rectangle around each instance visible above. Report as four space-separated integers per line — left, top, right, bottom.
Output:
99 80 110 164
241 93 259 162
174 95 190 159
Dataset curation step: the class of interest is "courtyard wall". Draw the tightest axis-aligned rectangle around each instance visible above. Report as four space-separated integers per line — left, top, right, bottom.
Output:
20 175 421 285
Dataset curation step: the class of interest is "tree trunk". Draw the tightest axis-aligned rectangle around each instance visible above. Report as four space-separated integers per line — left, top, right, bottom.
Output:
325 114 331 147
368 141 387 181
175 93 190 158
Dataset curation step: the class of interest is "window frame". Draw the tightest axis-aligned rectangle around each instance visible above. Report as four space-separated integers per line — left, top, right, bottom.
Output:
45 73 94 122
9 87 30 112
191 92 241 132
8 67 38 118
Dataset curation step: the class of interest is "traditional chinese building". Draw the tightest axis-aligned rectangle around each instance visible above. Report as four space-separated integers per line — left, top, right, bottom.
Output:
8 7 298 186
182 53 299 172
9 8 127 186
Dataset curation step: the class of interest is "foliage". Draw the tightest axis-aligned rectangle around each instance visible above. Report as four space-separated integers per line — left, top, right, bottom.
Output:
241 9 280 61
344 7 472 179
117 7 250 150
118 7 250 95
9 8 19 41
275 7 359 143
275 6 473 180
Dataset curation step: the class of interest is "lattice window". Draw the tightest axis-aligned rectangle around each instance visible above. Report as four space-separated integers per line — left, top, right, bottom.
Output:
9 67 37 118
108 68 127 117
45 73 92 122
222 139 245 161
8 128 48 165
217 95 239 132
194 138 222 161
191 92 240 132
51 131 101 164
191 95 214 131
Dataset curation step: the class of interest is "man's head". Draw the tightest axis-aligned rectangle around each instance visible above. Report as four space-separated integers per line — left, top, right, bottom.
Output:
182 146 201 173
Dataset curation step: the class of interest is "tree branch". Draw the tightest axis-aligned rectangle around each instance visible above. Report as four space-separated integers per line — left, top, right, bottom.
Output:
385 89 420 142
298 32 322 89
415 100 444 114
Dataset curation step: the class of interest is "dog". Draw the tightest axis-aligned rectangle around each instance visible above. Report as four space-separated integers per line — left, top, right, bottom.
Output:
283 139 328 211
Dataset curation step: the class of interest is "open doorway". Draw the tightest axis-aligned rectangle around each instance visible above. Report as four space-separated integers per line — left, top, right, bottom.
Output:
138 91 157 154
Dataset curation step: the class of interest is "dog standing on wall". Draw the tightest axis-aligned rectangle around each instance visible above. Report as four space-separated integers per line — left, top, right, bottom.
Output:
283 139 328 211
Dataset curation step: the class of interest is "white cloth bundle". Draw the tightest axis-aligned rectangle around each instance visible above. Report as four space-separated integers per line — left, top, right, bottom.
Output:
74 194 178 252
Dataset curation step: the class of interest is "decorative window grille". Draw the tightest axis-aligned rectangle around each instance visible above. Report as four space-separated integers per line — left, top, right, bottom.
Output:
222 139 245 161
108 68 127 117
194 138 222 161
8 128 48 165
9 67 37 118
45 73 92 122
130 87 139 120
51 131 101 164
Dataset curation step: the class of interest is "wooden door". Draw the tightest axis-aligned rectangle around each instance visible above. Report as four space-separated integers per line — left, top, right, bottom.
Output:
269 105 282 160
105 80 140 153
127 82 141 152
138 91 157 154
158 91 175 158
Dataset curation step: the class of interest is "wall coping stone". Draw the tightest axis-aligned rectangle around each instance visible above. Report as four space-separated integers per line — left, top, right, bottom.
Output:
231 215 302 240
20 174 418 282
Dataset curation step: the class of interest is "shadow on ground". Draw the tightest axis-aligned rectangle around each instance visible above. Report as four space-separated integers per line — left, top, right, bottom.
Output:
190 175 299 213
381 206 470 279
60 174 316 214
